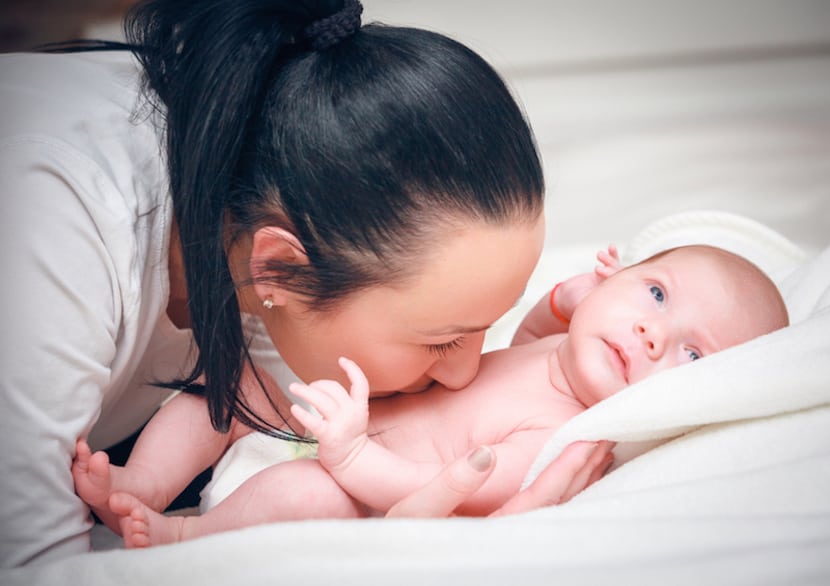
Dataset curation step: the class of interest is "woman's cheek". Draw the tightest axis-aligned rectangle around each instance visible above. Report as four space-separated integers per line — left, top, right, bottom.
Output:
360 349 434 395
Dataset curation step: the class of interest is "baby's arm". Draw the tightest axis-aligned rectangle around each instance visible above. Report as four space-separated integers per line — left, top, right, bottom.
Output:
291 359 557 515
290 358 447 514
512 244 621 345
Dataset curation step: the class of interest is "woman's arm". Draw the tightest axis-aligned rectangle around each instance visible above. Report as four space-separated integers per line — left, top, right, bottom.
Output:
1 143 128 565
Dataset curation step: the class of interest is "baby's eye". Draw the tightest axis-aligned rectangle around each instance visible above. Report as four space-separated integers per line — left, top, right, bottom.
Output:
686 348 701 361
426 337 465 357
649 285 665 303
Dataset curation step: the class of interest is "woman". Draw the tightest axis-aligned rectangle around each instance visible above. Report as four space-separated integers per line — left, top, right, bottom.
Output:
0 0 603 566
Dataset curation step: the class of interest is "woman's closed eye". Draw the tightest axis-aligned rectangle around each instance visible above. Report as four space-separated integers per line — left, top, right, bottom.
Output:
426 336 465 357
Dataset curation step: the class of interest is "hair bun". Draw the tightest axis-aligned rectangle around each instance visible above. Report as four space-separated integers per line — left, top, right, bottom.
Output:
304 0 363 50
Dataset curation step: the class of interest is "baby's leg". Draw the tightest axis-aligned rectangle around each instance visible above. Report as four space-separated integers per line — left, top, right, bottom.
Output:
72 438 170 534
111 458 366 547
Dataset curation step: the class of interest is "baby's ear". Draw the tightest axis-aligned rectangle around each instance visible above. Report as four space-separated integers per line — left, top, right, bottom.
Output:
250 226 309 306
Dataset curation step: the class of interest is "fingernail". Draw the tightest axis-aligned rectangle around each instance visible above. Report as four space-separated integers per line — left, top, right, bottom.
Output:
468 446 493 472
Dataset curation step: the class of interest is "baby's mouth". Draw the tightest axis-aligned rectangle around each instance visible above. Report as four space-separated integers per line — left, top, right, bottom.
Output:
606 340 630 383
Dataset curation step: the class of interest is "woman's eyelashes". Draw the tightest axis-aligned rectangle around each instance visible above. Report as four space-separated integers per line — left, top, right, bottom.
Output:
426 336 465 357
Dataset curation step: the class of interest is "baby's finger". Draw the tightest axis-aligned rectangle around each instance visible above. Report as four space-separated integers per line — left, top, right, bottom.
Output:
560 440 614 502
596 248 622 280
596 251 618 267
587 451 615 486
289 382 340 418
290 403 324 436
338 357 370 404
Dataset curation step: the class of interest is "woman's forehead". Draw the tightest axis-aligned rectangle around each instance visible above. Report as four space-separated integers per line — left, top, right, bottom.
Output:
344 218 545 335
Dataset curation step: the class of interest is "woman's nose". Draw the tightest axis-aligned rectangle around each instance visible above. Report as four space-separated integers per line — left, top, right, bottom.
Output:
426 331 486 390
634 319 666 360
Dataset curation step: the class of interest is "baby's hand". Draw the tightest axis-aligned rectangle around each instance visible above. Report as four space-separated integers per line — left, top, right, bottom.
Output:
289 357 370 473
595 244 621 279
554 244 622 320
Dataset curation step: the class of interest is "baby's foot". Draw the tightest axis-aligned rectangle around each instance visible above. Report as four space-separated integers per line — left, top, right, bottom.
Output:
72 438 113 508
72 438 125 533
110 492 185 548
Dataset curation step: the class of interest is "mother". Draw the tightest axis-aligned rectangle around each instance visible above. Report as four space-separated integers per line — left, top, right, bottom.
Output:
0 0 601 566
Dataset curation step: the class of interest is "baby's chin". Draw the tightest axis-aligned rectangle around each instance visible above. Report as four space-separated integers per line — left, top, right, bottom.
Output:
573 375 626 408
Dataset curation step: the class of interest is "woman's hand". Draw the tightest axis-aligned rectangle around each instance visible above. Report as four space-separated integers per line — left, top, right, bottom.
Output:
386 441 614 518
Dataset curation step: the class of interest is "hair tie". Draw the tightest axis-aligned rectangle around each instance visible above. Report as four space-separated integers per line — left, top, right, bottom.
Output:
304 0 363 51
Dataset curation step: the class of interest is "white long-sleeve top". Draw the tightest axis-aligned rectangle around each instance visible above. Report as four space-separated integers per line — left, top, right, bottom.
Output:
0 50 297 567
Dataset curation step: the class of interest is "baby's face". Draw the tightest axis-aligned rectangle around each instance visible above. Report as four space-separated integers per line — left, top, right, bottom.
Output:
557 247 775 407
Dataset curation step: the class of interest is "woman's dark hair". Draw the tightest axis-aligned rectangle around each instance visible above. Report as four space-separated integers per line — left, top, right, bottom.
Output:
125 0 545 435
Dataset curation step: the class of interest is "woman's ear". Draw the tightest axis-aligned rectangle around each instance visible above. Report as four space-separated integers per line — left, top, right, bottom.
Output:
250 226 309 306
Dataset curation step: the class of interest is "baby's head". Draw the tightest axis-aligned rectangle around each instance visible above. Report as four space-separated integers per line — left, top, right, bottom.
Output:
637 245 789 343
562 245 788 407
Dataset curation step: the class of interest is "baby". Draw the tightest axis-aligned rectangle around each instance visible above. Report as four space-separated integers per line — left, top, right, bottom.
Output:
74 244 788 547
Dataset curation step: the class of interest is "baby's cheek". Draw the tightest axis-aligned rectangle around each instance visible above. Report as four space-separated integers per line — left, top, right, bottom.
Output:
667 348 690 370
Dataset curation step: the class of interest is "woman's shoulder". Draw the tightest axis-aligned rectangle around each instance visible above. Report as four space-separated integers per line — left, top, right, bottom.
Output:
0 51 146 139
0 52 174 332
0 51 166 215
0 50 171 269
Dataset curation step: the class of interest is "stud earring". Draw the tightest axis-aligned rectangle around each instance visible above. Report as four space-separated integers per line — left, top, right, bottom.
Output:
262 297 274 310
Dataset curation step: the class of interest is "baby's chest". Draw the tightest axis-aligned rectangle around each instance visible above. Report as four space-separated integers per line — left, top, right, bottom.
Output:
475 394 576 437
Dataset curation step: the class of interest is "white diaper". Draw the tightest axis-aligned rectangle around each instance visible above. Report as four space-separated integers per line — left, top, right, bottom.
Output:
200 432 318 512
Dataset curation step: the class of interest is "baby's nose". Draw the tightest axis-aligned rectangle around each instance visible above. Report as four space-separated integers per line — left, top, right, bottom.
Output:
634 320 666 360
